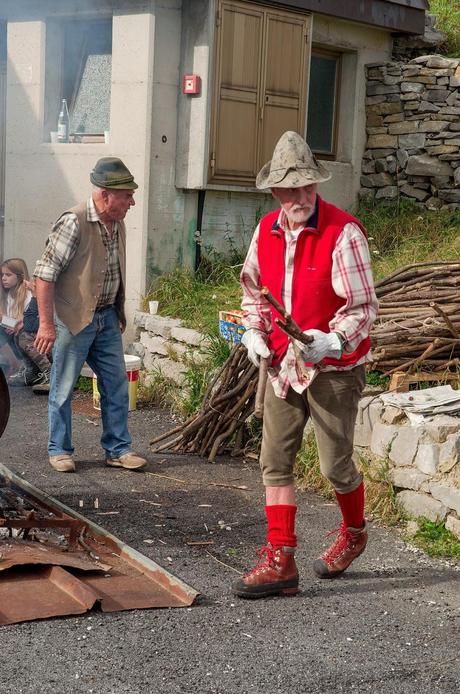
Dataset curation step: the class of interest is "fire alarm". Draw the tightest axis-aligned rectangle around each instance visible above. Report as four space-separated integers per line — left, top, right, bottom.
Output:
183 74 201 95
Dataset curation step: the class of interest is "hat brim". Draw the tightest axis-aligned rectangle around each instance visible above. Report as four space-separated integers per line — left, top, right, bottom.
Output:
90 173 138 190
256 161 331 190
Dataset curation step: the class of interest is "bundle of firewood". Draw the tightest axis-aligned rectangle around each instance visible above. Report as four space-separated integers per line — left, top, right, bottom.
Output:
150 288 314 461
150 344 259 462
370 261 460 375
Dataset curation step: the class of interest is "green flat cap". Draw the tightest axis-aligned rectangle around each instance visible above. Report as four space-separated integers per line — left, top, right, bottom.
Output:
90 157 138 190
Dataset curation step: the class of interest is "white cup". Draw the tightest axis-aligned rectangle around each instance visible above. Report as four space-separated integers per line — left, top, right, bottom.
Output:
149 300 159 315
50 131 59 143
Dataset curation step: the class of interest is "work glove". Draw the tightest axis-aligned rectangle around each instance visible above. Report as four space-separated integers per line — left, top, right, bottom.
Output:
296 329 343 364
241 328 271 367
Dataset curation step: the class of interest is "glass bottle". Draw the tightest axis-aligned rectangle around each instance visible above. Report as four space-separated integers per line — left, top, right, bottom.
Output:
57 98 70 143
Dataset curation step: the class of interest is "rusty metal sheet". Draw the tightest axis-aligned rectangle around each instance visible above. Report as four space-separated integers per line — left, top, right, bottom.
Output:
0 463 199 625
0 539 111 573
0 565 99 625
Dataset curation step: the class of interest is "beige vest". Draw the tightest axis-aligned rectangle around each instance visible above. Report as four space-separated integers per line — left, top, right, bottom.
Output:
54 201 126 335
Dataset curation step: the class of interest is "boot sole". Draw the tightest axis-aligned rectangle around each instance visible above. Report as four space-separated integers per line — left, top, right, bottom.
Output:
105 460 147 470
313 545 366 579
233 581 299 599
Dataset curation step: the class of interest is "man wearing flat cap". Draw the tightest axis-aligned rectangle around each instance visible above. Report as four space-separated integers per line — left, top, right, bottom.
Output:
34 157 147 473
233 132 378 598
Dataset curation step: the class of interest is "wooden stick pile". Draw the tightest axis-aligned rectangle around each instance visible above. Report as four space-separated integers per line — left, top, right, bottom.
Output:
150 344 258 462
370 261 460 375
150 287 315 461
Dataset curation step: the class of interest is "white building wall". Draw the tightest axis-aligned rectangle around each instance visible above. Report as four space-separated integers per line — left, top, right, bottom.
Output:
2 1 395 300
3 3 155 337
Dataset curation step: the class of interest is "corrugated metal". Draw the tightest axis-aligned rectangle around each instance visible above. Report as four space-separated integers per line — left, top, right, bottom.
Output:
0 460 199 624
252 1 427 34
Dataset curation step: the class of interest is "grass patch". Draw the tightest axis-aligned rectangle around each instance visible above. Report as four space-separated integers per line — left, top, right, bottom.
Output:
411 517 460 559
356 198 460 281
429 0 460 56
144 201 460 335
143 262 243 335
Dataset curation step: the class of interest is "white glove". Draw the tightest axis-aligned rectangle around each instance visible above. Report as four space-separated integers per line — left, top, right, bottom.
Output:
296 329 343 364
241 329 270 367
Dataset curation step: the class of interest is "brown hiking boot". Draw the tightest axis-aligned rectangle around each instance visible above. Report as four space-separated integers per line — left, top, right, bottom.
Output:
313 522 368 579
232 544 299 599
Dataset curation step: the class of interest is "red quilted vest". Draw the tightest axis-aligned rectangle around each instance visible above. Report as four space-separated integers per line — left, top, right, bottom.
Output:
257 196 372 367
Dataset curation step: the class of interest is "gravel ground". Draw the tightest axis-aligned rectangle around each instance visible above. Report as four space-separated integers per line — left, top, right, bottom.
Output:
0 386 459 694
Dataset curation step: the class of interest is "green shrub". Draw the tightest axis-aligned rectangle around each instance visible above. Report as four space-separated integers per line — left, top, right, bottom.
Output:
429 0 460 55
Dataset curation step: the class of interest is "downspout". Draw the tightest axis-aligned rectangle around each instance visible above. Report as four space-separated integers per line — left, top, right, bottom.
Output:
194 189 206 273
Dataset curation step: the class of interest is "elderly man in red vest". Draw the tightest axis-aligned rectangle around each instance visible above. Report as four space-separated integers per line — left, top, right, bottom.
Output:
233 131 378 599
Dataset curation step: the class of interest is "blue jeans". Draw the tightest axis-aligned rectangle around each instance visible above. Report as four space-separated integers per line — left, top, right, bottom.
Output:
48 306 132 458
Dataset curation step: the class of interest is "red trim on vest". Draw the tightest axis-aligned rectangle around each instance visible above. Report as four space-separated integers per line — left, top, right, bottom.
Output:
257 196 371 367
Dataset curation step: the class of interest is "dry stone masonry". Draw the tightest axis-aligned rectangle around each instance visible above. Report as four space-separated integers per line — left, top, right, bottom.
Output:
129 311 211 387
355 395 460 539
362 55 460 208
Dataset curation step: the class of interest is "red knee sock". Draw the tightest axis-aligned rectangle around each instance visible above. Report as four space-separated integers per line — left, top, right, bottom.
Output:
335 482 365 529
265 504 297 547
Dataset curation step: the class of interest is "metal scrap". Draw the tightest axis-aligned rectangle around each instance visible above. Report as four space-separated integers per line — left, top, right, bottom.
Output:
0 462 198 625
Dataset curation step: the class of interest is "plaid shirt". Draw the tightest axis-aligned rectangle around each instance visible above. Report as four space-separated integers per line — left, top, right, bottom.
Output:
34 198 121 309
241 207 378 398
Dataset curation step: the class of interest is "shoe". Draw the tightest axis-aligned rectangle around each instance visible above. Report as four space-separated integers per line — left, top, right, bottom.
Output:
8 368 27 387
32 368 51 394
105 452 147 470
232 544 299 599
25 364 41 385
49 454 75 472
8 363 41 387
313 522 368 579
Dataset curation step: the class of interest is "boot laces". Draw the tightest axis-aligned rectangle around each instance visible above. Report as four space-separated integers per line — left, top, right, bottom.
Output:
246 544 276 576
323 523 355 563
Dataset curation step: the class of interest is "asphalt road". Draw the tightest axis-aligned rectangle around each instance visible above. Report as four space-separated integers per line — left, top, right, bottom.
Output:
1 387 459 694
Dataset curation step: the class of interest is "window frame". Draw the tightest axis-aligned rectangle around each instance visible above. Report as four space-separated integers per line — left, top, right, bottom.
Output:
44 15 113 143
306 46 342 161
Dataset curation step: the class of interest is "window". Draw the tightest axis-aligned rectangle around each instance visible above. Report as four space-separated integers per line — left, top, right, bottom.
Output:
45 18 112 142
306 49 341 159
210 0 311 186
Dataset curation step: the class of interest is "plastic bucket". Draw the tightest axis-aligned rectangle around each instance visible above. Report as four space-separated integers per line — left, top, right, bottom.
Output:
93 355 141 411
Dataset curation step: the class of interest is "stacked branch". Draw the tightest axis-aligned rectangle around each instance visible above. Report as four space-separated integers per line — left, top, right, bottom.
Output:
150 287 314 461
150 344 259 462
370 261 460 375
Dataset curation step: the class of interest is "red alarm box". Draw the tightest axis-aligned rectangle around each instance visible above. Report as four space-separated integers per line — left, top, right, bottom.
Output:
182 74 201 95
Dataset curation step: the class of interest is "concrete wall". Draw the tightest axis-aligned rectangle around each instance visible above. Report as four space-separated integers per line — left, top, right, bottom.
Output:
171 9 393 273
1 0 395 305
2 0 154 337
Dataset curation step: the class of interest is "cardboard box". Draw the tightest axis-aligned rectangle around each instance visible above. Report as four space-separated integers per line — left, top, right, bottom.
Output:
218 310 246 343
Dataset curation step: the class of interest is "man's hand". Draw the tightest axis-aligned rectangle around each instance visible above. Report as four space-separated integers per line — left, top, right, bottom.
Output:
296 329 343 363
34 323 56 355
241 329 270 367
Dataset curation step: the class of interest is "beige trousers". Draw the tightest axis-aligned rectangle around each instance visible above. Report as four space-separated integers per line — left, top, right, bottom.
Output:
260 366 365 494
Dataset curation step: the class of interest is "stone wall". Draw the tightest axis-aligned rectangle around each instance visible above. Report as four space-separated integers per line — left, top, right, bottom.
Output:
361 55 460 208
356 396 460 539
131 312 460 540
129 311 211 386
